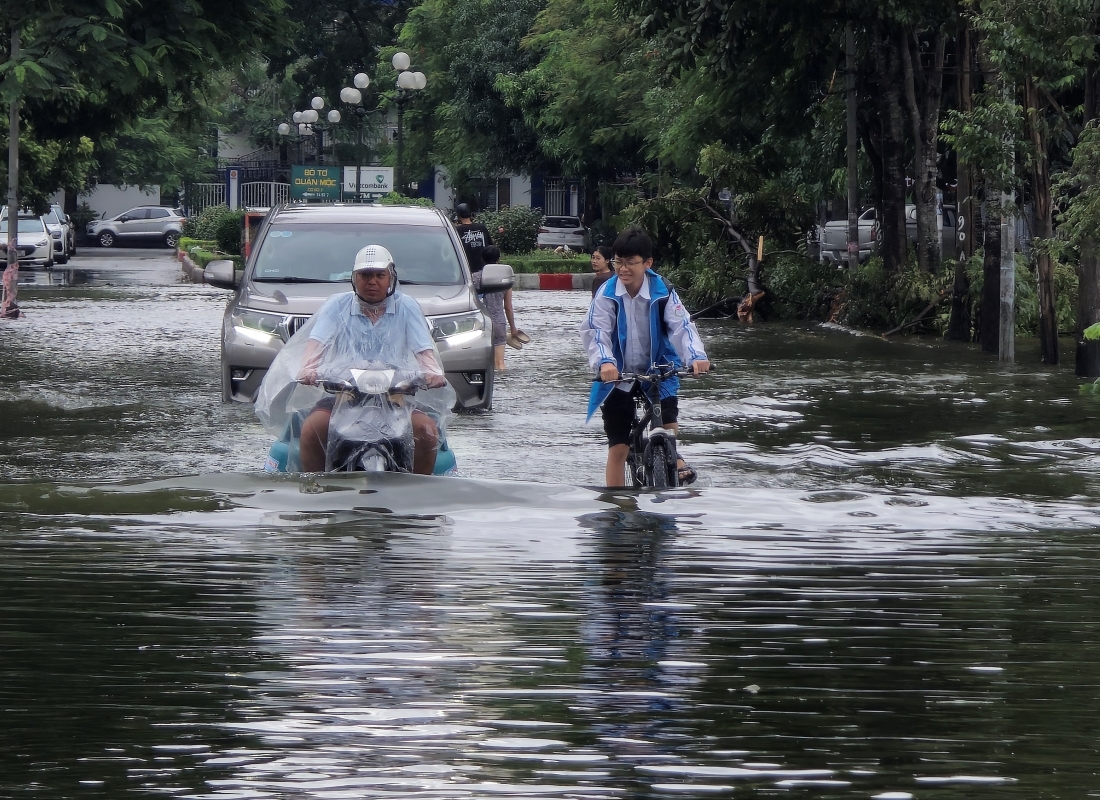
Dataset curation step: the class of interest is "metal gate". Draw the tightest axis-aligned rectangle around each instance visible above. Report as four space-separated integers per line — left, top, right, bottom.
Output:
241 181 289 208
184 183 225 216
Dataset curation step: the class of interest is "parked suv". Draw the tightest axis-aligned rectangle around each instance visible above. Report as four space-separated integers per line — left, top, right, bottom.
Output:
207 203 512 410
88 206 185 248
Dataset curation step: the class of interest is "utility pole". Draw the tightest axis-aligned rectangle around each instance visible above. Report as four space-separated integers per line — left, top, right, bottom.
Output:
845 23 859 272
3 24 22 320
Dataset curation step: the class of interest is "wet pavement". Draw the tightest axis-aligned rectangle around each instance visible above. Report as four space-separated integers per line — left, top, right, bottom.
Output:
2 251 1100 799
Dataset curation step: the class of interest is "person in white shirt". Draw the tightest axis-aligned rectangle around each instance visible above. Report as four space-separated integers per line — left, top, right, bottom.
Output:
580 227 710 487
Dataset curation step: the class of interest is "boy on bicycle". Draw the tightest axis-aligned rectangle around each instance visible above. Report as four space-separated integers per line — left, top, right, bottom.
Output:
580 226 711 487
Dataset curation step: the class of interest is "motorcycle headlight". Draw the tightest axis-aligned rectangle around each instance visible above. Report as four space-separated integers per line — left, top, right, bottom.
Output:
431 311 485 346
230 308 286 343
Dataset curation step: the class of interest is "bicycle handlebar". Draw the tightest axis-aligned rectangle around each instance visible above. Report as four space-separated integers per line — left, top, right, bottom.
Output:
597 364 717 383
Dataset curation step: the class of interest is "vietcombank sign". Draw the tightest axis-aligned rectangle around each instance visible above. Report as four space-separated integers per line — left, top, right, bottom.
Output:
291 166 341 201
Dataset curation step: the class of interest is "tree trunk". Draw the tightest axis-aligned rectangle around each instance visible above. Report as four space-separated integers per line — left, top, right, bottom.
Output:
873 27 908 272
1023 77 1058 364
979 191 1002 352
2 26 21 320
900 27 947 273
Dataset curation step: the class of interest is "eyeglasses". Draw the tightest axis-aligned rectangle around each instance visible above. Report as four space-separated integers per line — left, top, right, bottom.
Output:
611 257 644 268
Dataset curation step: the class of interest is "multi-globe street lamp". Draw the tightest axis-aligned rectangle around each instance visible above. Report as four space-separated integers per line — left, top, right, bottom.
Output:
390 52 426 196
273 54 425 199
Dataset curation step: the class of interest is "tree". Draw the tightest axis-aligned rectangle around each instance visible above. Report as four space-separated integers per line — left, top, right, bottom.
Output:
962 0 1098 364
398 0 549 185
1 0 291 317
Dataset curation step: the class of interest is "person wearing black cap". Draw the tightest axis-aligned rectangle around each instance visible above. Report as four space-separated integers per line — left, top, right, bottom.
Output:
454 203 494 274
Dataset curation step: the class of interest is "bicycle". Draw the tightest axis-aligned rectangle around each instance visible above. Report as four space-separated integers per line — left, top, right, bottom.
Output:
604 365 708 489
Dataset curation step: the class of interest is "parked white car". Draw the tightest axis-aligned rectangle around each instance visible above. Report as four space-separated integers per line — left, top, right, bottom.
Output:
41 208 73 264
0 214 53 267
537 216 587 250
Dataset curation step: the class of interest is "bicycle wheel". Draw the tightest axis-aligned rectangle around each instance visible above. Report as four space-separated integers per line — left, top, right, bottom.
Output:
626 449 643 488
646 440 675 488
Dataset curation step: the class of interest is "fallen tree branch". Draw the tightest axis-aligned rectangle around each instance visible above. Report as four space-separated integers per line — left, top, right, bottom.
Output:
881 288 950 337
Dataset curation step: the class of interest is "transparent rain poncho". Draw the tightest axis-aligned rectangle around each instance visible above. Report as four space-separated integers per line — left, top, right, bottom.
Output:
255 291 456 473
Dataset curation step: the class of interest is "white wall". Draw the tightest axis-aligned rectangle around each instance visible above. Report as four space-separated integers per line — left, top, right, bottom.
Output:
510 175 532 208
218 131 254 161
79 185 160 220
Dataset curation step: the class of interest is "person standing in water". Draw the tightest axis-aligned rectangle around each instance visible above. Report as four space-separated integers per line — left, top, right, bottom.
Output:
590 245 614 297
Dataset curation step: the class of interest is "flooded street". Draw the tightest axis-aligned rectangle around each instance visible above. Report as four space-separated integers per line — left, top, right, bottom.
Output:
3 251 1100 798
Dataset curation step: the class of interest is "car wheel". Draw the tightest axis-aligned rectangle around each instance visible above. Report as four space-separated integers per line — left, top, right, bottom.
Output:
164 230 180 248
97 231 115 247
70 241 76 256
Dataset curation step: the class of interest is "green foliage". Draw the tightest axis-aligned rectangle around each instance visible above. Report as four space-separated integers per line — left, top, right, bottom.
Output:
178 237 218 254
1011 255 1078 336
69 202 98 236
1084 322 1100 341
1055 122 1100 248
183 205 239 241
399 0 549 182
476 206 544 253
188 245 242 269
500 252 586 273
378 192 434 207
215 210 246 256
762 253 842 320
0 0 292 206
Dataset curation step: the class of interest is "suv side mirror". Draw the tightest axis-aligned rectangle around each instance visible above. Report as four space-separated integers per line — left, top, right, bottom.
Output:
479 263 515 293
204 259 238 288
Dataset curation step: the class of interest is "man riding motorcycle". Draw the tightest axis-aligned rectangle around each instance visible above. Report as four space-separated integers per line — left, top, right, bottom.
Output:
254 244 451 474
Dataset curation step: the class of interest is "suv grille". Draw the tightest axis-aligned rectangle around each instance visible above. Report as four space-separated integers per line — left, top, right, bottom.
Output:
284 315 312 340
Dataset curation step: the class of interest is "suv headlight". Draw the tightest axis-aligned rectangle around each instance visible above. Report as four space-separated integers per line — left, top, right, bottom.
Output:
431 311 485 346
230 308 286 344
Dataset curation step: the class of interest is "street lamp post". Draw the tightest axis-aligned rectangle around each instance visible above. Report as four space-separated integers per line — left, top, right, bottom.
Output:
391 52 426 197
339 72 372 201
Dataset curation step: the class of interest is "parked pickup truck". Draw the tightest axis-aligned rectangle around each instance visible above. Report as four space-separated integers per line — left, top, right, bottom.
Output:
816 208 880 264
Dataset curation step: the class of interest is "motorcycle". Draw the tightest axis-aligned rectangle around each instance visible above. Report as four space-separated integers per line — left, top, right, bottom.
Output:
263 364 456 474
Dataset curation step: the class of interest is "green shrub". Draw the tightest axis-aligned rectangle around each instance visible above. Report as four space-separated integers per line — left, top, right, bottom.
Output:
501 252 589 273
477 206 544 254
70 202 98 235
183 204 239 241
178 237 217 254
188 246 242 270
214 209 245 256
379 192 434 207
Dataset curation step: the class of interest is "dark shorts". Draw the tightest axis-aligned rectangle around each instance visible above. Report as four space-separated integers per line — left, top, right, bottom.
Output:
601 384 679 448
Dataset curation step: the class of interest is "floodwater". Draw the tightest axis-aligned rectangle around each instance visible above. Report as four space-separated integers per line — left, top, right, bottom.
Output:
3 252 1100 799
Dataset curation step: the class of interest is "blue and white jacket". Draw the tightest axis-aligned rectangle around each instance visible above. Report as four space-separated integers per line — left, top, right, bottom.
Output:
580 270 708 421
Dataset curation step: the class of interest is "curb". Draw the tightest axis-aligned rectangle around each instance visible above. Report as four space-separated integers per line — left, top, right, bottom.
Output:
513 272 595 291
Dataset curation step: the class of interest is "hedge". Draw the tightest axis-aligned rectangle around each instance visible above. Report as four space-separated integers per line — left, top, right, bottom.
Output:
500 252 591 274
188 246 242 270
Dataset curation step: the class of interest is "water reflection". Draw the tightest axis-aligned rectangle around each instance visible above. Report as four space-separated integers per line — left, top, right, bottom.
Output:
17 267 96 287
5 259 1100 797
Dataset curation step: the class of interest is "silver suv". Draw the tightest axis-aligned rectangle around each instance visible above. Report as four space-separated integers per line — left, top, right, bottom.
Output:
88 206 185 248
207 203 512 410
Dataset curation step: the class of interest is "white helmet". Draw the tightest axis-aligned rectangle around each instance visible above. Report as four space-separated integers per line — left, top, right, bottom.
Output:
351 244 398 298
353 244 395 273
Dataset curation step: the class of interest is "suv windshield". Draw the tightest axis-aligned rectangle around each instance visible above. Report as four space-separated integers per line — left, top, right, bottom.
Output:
252 222 464 284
